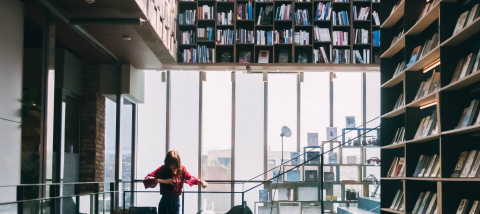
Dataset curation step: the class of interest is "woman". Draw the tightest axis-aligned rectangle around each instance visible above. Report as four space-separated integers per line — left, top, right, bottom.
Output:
144 151 208 214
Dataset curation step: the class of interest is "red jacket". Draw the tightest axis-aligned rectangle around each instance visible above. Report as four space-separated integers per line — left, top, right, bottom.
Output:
143 165 198 196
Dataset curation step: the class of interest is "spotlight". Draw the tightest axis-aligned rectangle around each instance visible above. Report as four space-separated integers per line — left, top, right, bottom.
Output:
331 72 337 82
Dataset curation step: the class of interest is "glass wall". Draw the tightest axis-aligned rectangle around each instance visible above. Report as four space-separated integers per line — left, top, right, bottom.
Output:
333 72 363 142
170 71 200 214
366 73 381 128
120 100 134 209
202 72 232 213
104 98 117 214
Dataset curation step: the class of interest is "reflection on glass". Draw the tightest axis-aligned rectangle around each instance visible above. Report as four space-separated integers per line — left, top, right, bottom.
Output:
104 98 117 213
120 101 133 208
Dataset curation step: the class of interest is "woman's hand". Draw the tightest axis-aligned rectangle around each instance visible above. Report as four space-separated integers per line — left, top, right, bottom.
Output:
156 178 174 185
198 179 208 189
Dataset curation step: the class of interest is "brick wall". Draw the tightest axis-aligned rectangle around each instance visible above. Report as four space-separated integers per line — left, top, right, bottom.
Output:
80 64 105 193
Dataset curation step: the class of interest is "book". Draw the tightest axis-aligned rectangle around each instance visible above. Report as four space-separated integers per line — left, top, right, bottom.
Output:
258 50 270 63
408 46 423 66
452 151 469 178
468 151 480 177
460 53 474 79
305 170 318 182
467 4 480 26
290 152 301 165
388 157 399 177
324 172 334 182
273 170 283 183
393 192 404 210
412 192 426 214
460 150 478 177
286 170 300 182
418 156 432 177
470 201 480 214
430 158 441 177
413 155 426 177
425 193 437 214
259 189 269 202
396 157 406 177
418 191 432 214
424 155 437 177
239 51 251 63
453 11 470 35
472 48 480 74
452 59 466 83
390 190 402 209
457 199 470 214
307 151 321 164
457 108 470 129
415 118 426 139
328 152 338 164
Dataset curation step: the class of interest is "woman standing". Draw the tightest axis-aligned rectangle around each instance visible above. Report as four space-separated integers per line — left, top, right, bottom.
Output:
144 151 208 214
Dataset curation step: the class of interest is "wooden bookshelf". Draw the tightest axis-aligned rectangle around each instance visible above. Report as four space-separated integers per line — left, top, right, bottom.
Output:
381 1 480 214
176 0 381 64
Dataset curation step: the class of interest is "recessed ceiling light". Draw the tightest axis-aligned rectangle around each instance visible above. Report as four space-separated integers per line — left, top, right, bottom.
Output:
85 0 95 3
122 35 131 41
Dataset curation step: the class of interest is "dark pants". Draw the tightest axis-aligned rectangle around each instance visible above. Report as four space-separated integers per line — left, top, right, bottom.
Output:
158 195 180 214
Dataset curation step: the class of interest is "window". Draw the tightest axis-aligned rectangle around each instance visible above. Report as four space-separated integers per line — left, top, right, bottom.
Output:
136 71 167 207
234 72 264 206
170 71 199 214
267 74 297 178
120 99 134 209
104 98 117 213
333 72 362 135
201 71 232 213
366 73 381 128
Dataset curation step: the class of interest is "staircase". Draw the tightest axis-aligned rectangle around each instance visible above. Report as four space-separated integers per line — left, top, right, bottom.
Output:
337 197 380 214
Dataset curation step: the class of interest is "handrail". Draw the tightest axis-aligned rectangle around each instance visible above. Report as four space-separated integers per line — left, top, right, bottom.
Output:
0 181 115 188
128 180 268 183
246 116 381 182
245 125 380 193
0 191 118 206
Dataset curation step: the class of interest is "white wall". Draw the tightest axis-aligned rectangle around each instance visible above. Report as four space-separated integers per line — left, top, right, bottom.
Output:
0 0 23 212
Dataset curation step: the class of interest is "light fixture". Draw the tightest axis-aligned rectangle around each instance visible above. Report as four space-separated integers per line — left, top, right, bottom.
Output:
263 71 268 82
85 0 95 3
423 59 440 73
299 72 304 82
330 72 337 82
420 102 437 109
201 71 207 82
122 35 132 41
161 71 166 82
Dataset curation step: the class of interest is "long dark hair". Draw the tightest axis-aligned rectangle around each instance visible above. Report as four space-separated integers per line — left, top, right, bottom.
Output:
165 150 183 177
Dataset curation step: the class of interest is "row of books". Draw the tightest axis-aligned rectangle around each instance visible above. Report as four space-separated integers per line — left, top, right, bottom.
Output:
452 150 480 178
180 46 215 63
407 33 439 68
275 4 292 20
453 4 480 36
294 31 310 45
353 49 370 64
456 199 480 214
414 110 438 140
391 61 406 78
413 155 440 178
313 47 329 63
387 157 405 177
179 30 196 44
256 30 274 45
455 99 480 130
333 0 349 2
414 72 440 101
411 192 437 214
333 11 349 25
389 190 404 212
257 6 274 25
389 0 404 16
315 3 331 20
274 29 293 44
179 10 196 25
450 48 480 85
314 26 331 42
237 2 253 20
294 9 311 25
353 28 369 44
198 5 214 20
391 126 405 144
217 11 233 25
417 0 439 22
216 29 234 45
332 49 350 64
332 31 348 45
372 30 380 46
392 93 404 111
390 30 404 47
353 6 370 20
372 11 380 25
197 27 213 41
236 28 255 44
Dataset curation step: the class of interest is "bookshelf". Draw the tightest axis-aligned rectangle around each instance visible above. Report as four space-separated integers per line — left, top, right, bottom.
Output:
176 0 381 64
380 0 480 214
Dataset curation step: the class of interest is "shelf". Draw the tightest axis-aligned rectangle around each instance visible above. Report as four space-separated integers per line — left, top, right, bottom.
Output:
380 36 405 58
314 41 332 44
405 177 441 181
217 25 234 27
380 177 405 180
381 107 405 118
353 43 372 46
406 92 437 107
381 208 405 214
441 17 480 47
216 44 234 46
333 45 351 47
441 70 480 91
381 143 405 149
405 2 439 36
380 0 404 28
441 124 480 135
178 44 197 46
381 72 404 88
404 134 441 144
442 178 480 181
198 19 216 21
405 45 440 71
314 20 332 22
333 25 351 27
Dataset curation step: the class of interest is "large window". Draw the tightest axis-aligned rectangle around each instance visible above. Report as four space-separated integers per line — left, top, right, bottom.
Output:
333 72 363 141
170 71 200 214
366 73 381 128
136 71 167 207
104 98 117 213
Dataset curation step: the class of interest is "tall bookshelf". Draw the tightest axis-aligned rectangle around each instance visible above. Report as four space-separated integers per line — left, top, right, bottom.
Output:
380 0 480 214
177 0 381 64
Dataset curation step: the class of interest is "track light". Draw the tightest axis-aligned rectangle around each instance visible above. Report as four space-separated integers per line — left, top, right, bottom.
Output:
331 72 337 82
420 102 436 109
423 59 440 73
